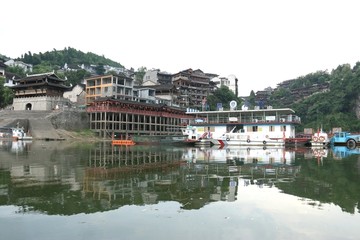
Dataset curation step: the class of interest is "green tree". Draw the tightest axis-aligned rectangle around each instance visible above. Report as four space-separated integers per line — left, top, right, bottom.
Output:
95 64 105 75
0 77 13 108
32 62 54 74
206 85 242 110
63 69 91 86
6 66 26 78
248 90 256 108
135 66 147 86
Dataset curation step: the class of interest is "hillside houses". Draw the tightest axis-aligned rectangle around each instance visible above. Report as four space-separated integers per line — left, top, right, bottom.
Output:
2 54 333 112
4 59 33 72
83 69 216 108
276 78 330 105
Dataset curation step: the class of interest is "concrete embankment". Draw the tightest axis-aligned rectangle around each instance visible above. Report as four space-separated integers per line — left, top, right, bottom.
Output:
0 110 90 140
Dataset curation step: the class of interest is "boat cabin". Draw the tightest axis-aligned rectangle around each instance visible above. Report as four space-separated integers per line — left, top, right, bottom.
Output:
183 108 301 145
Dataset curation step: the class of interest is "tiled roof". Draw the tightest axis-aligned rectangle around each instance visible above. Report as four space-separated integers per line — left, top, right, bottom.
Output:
13 72 66 82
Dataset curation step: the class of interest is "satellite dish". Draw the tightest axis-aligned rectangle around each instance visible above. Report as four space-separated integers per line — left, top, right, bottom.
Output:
230 100 237 110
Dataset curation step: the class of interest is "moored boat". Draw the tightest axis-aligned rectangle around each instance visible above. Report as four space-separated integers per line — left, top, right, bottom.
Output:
211 128 285 147
310 129 330 147
1 126 33 141
112 139 136 146
285 133 312 147
12 127 33 141
182 105 301 147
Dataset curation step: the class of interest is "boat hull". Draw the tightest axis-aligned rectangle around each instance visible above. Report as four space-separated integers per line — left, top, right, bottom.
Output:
285 138 311 147
112 140 136 146
132 135 188 145
211 138 285 147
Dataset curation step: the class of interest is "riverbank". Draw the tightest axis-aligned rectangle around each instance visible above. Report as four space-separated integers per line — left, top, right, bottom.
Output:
0 109 99 141
55 128 104 142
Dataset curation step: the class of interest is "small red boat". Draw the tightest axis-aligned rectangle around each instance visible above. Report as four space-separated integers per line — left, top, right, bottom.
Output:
285 134 312 146
112 139 136 146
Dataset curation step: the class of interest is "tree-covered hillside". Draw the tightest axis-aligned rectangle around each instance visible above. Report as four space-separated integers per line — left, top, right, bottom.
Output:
269 63 360 132
3 47 125 87
20 47 123 69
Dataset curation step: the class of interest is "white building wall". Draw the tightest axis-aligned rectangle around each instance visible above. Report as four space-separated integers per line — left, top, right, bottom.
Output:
143 69 159 85
227 74 237 95
63 85 84 103
5 60 33 72
13 96 69 111
212 75 237 95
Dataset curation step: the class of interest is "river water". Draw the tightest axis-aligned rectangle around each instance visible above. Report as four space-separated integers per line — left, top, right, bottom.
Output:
0 140 360 240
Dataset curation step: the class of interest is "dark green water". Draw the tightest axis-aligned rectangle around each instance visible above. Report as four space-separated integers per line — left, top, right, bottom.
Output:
0 141 360 240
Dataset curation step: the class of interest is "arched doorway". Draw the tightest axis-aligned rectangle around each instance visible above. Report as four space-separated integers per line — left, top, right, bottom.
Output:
25 103 32 110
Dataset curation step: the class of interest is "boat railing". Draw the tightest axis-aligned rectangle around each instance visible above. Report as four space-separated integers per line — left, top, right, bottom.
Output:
188 115 301 125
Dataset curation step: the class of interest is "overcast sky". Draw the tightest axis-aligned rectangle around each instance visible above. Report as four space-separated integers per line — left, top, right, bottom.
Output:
2 0 360 95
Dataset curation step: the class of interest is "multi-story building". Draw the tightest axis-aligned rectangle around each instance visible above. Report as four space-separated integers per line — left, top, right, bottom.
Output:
85 73 134 105
172 69 211 109
143 69 172 86
133 86 156 104
10 72 71 110
211 74 238 96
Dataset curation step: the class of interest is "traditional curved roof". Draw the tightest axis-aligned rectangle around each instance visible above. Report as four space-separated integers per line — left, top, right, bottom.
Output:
13 72 66 83
10 72 71 91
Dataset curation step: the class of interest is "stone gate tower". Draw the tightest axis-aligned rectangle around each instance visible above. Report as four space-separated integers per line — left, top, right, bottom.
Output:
11 72 71 111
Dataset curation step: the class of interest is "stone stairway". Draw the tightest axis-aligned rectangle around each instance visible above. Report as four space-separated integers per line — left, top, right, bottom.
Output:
28 118 62 140
0 110 63 140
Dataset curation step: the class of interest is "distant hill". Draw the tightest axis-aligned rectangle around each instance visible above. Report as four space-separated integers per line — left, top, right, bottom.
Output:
17 47 123 69
0 47 127 86
268 63 360 132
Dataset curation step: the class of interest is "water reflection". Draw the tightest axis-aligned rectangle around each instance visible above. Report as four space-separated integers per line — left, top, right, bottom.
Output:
329 145 360 159
0 141 360 216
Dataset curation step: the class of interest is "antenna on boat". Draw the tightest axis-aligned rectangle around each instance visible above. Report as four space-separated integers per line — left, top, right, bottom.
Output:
230 100 237 110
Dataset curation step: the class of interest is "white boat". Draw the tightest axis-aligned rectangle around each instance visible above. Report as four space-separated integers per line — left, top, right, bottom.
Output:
310 129 329 147
182 105 301 147
12 127 33 141
211 126 285 146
